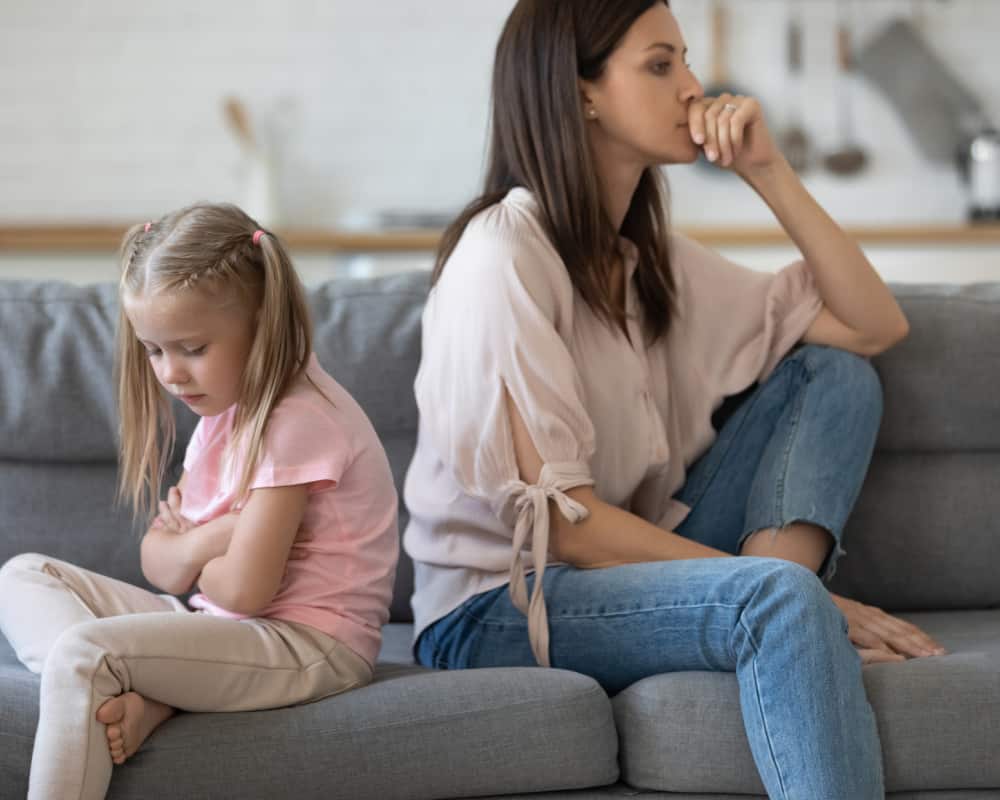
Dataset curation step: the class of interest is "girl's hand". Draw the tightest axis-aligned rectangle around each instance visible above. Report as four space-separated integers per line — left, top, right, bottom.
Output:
155 486 194 533
688 94 781 175
831 593 947 665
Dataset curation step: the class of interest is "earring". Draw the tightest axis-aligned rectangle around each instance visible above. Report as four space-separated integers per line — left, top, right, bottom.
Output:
587 108 598 119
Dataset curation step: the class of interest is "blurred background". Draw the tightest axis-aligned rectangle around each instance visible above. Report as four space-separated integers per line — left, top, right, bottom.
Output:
2 0 999 284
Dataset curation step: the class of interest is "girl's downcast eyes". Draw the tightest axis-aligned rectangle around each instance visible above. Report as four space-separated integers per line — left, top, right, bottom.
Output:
141 344 207 357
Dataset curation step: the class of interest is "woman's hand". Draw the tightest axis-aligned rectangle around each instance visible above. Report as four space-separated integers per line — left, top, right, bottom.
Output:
688 93 782 175
830 592 947 664
154 485 194 534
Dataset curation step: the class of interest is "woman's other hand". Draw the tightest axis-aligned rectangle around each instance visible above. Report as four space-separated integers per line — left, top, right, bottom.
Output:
830 592 947 664
688 93 780 174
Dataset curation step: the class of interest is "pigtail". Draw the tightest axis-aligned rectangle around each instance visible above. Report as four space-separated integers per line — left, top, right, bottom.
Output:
115 222 175 522
228 230 314 504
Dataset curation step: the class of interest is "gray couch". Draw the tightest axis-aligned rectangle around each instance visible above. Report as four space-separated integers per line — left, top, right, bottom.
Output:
1 272 998 800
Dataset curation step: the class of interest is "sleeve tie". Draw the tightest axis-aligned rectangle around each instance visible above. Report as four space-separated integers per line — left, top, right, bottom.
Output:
497 462 594 667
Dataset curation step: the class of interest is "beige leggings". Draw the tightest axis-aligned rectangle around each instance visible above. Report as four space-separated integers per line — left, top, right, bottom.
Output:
0 553 373 800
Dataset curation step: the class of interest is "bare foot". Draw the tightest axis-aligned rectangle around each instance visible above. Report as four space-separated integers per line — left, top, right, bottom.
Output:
96 692 175 765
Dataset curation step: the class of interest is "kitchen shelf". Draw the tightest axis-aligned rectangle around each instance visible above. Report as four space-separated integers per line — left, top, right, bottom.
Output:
2 223 1000 253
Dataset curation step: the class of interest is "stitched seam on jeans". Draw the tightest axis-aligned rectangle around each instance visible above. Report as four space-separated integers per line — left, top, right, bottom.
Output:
462 601 747 626
772 359 812 527
738 616 789 799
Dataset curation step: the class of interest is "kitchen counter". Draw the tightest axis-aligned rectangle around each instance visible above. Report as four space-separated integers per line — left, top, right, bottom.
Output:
3 223 1000 252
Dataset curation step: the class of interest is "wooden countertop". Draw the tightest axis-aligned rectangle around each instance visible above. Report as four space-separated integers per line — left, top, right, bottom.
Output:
2 223 1000 252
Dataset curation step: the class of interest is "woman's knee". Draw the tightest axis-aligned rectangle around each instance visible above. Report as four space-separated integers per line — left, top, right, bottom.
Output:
798 345 883 415
743 557 845 635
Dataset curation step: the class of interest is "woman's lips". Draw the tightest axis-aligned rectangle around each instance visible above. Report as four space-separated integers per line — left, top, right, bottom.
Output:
179 394 206 404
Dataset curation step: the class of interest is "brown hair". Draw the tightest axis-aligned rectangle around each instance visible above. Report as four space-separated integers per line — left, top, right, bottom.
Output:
116 203 313 520
433 0 675 343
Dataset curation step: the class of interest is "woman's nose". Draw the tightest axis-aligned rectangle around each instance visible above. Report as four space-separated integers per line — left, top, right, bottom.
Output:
680 67 704 103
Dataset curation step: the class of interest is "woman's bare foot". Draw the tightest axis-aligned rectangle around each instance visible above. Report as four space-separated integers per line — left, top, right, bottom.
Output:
96 692 175 764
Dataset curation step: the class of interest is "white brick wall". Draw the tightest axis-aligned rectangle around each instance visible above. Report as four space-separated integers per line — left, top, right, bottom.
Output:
2 0 1000 229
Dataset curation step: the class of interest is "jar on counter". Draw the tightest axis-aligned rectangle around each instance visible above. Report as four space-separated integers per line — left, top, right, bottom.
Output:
967 129 1000 222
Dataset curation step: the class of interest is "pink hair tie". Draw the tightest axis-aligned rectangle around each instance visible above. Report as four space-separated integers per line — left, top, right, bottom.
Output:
143 222 152 233
252 229 264 245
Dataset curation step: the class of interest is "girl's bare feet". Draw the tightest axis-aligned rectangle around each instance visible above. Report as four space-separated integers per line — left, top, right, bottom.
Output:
95 692 175 764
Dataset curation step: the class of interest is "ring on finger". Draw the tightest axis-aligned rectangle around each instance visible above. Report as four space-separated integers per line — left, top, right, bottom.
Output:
722 102 739 113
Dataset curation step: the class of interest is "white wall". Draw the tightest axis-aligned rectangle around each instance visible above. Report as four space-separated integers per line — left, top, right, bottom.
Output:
4 0 1000 229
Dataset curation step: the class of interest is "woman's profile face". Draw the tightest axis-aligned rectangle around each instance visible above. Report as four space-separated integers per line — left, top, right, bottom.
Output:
581 3 704 168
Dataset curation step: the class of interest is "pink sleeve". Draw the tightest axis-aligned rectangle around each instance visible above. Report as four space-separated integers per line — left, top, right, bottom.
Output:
182 418 208 472
670 233 823 397
248 402 351 493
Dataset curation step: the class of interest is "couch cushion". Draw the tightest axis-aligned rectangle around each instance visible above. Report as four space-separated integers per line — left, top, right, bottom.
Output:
378 621 417 664
829 452 1000 610
0 281 199 463
612 609 1000 794
0 461 152 591
874 283 1000 453
0 632 617 800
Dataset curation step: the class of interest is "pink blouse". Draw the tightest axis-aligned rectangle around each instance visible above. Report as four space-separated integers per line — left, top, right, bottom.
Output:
403 187 823 666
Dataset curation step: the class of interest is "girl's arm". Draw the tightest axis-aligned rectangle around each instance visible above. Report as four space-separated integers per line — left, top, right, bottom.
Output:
140 472 239 594
140 513 239 595
195 484 308 616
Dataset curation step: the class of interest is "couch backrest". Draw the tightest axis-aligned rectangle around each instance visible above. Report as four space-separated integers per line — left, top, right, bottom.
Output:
828 282 1000 609
1 276 998 615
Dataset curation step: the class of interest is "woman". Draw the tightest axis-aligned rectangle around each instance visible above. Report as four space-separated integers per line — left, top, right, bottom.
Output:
403 2 943 797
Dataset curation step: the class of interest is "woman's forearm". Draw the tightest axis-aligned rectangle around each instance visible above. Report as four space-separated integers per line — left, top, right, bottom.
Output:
140 514 238 595
549 487 728 568
742 158 908 349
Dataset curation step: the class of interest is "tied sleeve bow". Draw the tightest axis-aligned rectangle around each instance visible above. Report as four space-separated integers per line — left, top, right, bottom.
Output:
496 462 594 667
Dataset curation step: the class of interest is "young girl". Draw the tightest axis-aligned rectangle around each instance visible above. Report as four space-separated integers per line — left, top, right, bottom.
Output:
0 203 399 800
404 1 944 798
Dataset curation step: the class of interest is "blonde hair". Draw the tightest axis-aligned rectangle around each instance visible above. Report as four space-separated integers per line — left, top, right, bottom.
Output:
116 203 313 521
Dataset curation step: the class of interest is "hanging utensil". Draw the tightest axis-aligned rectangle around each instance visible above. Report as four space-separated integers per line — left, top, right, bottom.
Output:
855 17 988 163
223 96 257 154
778 0 812 172
823 0 867 176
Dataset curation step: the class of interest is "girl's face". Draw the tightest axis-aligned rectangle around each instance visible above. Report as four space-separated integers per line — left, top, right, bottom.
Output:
125 287 257 417
580 4 704 168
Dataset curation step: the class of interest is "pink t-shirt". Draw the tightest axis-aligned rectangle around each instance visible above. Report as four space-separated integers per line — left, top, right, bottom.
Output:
181 354 399 667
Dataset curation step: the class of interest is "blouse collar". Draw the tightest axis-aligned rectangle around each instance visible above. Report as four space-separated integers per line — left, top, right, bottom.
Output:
504 187 641 287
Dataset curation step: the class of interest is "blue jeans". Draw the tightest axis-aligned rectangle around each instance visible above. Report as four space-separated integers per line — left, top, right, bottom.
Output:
416 345 885 799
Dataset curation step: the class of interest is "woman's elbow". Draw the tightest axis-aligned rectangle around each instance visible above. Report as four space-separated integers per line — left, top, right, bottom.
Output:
548 524 577 564
868 315 910 356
